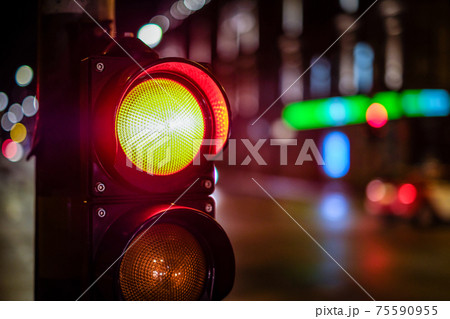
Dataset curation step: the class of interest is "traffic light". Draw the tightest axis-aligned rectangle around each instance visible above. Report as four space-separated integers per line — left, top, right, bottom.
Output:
36 36 234 301
80 37 234 300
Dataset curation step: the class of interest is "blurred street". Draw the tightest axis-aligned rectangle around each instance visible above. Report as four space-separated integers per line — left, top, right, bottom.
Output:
216 169 450 301
2 162 450 300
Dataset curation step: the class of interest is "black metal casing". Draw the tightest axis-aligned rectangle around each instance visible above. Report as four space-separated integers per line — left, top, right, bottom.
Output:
78 41 234 300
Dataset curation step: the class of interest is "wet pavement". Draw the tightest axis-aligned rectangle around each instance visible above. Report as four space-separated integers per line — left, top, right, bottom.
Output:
216 170 450 301
1 161 450 300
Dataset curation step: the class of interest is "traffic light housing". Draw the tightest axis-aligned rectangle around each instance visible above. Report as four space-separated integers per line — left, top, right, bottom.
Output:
36 36 234 300
81 37 234 300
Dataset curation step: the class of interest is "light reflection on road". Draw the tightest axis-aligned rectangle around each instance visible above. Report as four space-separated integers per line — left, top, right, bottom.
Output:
216 170 450 301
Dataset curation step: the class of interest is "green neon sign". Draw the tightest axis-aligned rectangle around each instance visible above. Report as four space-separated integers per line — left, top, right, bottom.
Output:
282 89 449 131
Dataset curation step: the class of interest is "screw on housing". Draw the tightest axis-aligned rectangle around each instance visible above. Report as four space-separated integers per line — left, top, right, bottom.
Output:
96 62 104 72
205 203 213 213
97 208 106 218
95 182 106 193
202 179 213 189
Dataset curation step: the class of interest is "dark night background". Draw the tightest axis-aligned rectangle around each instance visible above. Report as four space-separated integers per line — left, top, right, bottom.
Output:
1 0 450 301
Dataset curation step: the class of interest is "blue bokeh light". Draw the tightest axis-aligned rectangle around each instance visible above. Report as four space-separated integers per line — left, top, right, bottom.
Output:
322 131 350 178
319 192 349 223
419 89 450 117
354 42 374 94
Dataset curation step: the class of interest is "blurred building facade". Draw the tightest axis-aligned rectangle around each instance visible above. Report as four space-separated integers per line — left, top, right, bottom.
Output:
137 0 450 184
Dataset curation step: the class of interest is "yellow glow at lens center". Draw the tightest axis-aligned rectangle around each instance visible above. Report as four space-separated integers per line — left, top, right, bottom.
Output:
116 78 205 175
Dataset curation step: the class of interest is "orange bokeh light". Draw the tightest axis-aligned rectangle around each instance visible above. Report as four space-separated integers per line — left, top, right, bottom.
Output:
366 103 388 128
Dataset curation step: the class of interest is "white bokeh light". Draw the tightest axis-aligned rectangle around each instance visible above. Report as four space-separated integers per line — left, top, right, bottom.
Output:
1 113 14 131
8 103 23 123
150 15 170 33
22 95 39 117
137 23 163 48
0 92 8 111
15 65 34 87
184 0 205 11
8 141 24 162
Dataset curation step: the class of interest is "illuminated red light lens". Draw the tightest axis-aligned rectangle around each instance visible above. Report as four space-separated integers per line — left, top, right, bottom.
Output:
398 183 417 205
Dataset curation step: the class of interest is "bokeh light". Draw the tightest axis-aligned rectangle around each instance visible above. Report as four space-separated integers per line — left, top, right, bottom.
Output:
171 1 191 20
230 11 256 34
7 112 17 123
366 179 386 202
398 183 417 205
319 192 349 223
184 0 205 11
15 65 34 87
366 103 388 128
150 15 170 33
327 98 347 125
371 91 402 120
419 89 450 117
380 183 397 205
310 56 331 97
8 103 23 123
137 23 163 48
1 113 14 131
2 139 23 162
10 123 27 143
339 0 359 13
177 1 192 16
322 131 350 178
354 42 374 93
2 139 15 158
22 96 39 117
0 92 8 111
9 143 23 162
283 95 370 130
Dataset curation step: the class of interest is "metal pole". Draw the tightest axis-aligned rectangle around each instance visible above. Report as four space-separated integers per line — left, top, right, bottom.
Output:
36 0 115 300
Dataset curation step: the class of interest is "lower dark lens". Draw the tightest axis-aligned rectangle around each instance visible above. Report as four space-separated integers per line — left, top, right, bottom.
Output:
119 223 207 300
